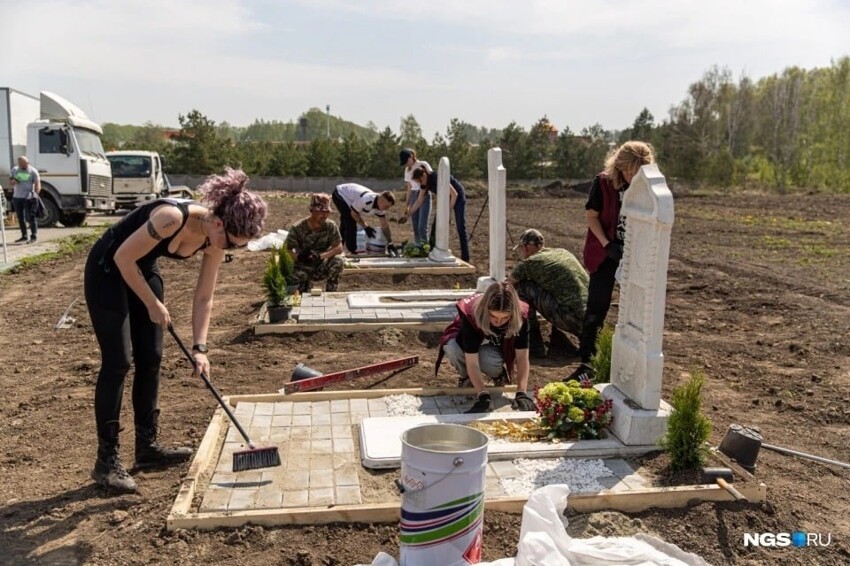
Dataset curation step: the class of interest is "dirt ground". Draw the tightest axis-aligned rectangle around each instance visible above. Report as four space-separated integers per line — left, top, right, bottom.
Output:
1 189 849 565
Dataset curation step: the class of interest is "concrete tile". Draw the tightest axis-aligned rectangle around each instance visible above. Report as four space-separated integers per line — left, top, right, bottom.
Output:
486 477 505 497
282 490 309 508
289 427 311 440
274 401 294 415
289 439 311 454
292 415 312 427
335 485 362 505
234 403 254 417
331 413 351 426
367 398 387 414
269 428 290 444
350 412 370 424
252 414 272 427
333 453 357 468
309 454 333 470
604 459 635 478
200 489 230 511
271 414 292 427
247 427 271 442
334 464 360 486
232 471 263 485
331 399 350 413
311 439 333 454
334 438 355 453
311 401 331 414
254 488 283 509
283 470 310 491
255 402 275 416
285 457 310 471
597 476 630 492
350 399 369 413
310 469 334 489
313 426 332 440
619 472 651 490
312 413 332 427
227 489 256 510
332 425 352 439
490 460 520 479
310 487 335 506
293 402 312 415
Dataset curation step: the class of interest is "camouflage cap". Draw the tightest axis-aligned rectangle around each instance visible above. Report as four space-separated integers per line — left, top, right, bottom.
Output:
514 228 544 249
310 193 331 212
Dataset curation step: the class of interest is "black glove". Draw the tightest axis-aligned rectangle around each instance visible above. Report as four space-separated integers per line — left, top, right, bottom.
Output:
364 226 377 239
513 391 537 412
605 241 623 261
465 392 492 414
297 250 320 263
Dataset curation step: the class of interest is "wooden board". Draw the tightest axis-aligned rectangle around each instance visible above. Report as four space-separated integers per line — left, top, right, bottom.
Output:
254 319 448 335
342 259 475 276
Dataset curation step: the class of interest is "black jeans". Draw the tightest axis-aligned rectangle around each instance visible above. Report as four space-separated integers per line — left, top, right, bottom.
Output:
332 190 358 253
578 257 618 363
84 241 163 434
13 197 37 239
428 194 470 262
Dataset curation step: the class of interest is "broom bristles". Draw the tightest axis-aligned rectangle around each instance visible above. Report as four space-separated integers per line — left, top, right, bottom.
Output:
232 446 282 472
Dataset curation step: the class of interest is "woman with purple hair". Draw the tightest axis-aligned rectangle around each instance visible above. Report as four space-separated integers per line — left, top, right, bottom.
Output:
83 168 267 493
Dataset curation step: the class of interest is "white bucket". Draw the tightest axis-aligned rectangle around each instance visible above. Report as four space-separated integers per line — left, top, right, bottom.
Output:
398 424 489 566
365 227 387 253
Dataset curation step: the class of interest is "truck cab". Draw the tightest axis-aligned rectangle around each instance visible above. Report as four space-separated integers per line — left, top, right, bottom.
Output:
108 150 193 209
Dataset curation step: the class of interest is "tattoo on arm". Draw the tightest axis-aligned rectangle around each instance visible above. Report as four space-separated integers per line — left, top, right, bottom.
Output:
147 220 163 241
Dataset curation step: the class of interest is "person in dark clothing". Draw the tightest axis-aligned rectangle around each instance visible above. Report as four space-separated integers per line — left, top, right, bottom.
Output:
84 168 267 493
436 282 536 414
408 167 470 262
566 141 655 382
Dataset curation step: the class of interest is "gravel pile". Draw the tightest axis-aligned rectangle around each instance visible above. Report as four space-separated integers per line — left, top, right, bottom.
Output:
500 458 614 496
384 394 424 416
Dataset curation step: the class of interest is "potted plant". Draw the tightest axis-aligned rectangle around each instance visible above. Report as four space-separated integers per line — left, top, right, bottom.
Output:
263 247 298 323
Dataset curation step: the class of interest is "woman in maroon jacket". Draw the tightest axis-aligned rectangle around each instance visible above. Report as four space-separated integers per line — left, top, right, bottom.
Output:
568 141 655 381
436 282 537 413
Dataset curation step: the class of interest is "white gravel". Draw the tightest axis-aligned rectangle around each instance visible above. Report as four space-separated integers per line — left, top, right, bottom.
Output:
384 394 424 416
500 458 614 496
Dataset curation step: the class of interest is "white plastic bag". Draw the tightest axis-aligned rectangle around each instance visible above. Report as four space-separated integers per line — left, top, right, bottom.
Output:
247 229 288 252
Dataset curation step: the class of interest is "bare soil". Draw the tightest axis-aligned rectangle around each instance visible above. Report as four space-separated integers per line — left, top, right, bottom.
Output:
1 190 849 565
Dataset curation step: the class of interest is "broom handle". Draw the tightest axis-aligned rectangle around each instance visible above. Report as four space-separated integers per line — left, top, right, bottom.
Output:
167 324 255 447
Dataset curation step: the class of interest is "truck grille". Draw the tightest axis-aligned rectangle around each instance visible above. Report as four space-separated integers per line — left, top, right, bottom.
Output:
88 174 111 198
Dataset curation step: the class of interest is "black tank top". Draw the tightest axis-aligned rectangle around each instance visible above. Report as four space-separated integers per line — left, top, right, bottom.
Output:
97 199 207 273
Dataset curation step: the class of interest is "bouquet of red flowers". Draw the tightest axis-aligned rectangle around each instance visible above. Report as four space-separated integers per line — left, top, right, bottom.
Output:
534 380 613 440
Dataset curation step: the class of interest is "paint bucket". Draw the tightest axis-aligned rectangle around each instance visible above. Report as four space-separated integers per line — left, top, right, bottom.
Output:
398 424 489 566
356 227 366 253
290 362 323 382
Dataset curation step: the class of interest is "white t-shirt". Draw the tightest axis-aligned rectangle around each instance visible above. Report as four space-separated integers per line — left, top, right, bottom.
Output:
404 160 433 191
335 183 386 218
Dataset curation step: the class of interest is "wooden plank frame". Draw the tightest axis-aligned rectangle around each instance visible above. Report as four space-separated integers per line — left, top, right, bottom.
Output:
342 259 475 276
167 386 767 531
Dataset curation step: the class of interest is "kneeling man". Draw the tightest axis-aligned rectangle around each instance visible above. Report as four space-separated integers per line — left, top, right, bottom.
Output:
285 193 345 292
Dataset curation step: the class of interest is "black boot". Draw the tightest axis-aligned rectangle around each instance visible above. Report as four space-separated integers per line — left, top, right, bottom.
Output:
92 421 138 493
134 409 193 469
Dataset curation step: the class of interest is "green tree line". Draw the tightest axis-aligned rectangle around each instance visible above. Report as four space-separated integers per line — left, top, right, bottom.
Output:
102 57 850 192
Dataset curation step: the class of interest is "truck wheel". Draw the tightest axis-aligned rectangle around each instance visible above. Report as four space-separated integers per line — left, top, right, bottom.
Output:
61 212 87 227
37 197 60 228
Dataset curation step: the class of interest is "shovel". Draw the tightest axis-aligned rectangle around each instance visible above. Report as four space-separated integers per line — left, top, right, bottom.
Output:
719 424 850 472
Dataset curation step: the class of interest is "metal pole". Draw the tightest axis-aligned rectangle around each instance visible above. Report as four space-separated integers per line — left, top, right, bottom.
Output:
326 104 330 138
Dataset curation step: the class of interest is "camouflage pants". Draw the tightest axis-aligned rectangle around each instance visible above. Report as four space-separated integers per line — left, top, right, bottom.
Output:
514 279 583 338
293 255 345 292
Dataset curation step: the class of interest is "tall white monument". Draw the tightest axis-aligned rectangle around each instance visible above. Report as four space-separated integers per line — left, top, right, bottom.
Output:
477 148 507 291
596 164 673 446
428 157 456 263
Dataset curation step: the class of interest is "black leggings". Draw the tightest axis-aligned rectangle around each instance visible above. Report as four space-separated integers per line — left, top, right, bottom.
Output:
578 257 618 362
332 190 358 253
84 246 164 433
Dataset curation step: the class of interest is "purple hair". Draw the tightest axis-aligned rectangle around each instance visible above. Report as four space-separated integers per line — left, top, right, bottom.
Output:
198 168 267 238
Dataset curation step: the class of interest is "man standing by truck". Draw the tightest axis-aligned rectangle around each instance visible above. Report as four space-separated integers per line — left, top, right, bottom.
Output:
9 156 41 243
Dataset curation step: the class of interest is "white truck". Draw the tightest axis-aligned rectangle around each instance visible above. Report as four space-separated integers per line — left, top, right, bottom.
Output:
1 87 113 227
107 150 193 210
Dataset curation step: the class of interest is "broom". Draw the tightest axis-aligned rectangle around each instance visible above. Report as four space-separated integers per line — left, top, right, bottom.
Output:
167 324 281 472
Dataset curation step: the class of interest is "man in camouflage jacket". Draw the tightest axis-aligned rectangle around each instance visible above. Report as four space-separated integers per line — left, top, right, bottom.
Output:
284 193 345 292
508 229 589 357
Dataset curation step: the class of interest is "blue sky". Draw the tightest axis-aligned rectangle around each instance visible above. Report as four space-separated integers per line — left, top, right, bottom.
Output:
5 0 849 138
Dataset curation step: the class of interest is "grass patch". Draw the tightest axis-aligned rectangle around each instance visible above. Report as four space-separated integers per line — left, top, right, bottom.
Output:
3 229 105 274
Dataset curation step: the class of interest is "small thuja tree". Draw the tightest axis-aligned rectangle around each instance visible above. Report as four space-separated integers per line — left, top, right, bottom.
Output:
660 371 712 470
589 324 614 383
277 245 295 288
263 248 287 306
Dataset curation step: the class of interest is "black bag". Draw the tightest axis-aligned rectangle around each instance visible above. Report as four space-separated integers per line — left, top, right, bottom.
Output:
31 195 46 217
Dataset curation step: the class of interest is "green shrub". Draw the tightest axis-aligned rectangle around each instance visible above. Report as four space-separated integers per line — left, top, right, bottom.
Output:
277 246 295 286
589 324 614 383
263 249 287 306
660 371 712 471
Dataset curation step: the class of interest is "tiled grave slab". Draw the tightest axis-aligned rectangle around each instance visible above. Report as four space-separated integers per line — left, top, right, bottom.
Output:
342 256 475 275
360 414 658 469
347 290 473 309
